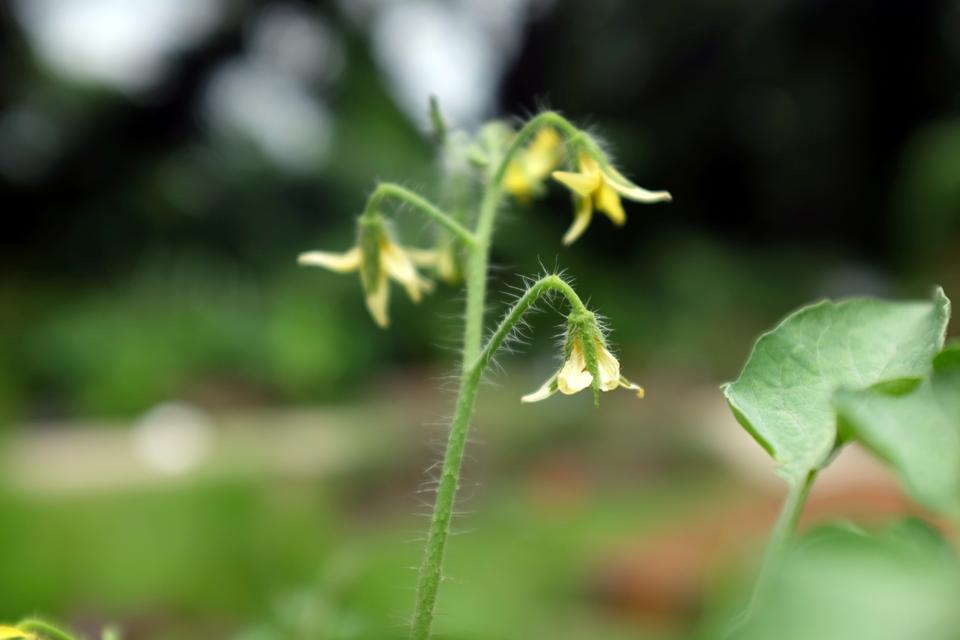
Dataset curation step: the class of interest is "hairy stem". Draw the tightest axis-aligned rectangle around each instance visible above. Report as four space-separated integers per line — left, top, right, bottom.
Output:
410 275 587 639
463 111 581 366
410 112 584 640
363 182 477 247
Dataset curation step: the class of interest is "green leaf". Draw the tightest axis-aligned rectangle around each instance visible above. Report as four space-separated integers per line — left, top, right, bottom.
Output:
722 288 950 484
726 518 960 640
835 345 960 516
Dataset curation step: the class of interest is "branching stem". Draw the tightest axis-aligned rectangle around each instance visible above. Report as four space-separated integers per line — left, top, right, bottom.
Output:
410 111 586 640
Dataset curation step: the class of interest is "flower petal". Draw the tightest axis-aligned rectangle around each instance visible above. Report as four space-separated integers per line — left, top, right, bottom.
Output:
552 169 600 197
381 242 432 302
596 345 622 391
595 182 626 225
504 162 533 200
562 196 594 246
297 247 362 273
0 627 31 640
524 127 563 180
557 345 592 394
521 375 559 403
364 272 390 328
619 376 645 398
604 166 672 203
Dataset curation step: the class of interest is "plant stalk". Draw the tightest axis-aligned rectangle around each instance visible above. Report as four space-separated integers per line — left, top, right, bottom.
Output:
733 470 816 632
409 113 583 640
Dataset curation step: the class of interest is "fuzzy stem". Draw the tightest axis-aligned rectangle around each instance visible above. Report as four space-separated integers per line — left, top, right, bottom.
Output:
410 112 585 640
363 182 477 247
472 275 588 373
410 275 588 640
462 111 582 367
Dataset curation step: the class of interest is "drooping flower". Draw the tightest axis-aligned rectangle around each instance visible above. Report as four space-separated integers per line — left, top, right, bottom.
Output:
522 313 644 403
503 127 564 202
0 626 35 640
298 215 432 328
552 151 671 245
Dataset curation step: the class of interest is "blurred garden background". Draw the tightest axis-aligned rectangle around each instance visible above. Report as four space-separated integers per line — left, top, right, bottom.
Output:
1 1 959 638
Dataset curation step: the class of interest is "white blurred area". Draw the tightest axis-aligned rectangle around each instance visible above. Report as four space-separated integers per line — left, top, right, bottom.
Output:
132 402 214 476
12 0 225 93
6 0 556 175
344 0 555 127
202 3 340 172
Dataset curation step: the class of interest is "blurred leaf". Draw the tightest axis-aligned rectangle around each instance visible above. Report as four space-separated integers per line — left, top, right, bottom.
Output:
724 518 960 640
722 288 950 484
835 345 960 516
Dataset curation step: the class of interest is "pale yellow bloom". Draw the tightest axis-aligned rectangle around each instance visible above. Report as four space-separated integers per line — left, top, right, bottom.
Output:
503 127 564 202
298 221 432 329
521 334 644 403
408 240 462 285
0 626 35 640
552 152 671 245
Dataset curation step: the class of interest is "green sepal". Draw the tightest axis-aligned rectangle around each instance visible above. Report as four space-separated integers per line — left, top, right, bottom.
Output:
357 214 386 295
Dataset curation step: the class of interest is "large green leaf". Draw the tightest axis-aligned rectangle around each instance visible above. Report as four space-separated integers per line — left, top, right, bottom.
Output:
835 346 960 516
722 288 950 484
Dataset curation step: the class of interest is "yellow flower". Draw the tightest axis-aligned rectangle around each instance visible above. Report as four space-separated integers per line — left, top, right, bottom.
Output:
521 332 644 403
0 626 35 640
408 237 462 285
298 216 432 328
503 127 564 202
552 152 672 245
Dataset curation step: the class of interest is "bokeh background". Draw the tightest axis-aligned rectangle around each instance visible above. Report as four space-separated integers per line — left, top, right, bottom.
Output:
1 1 959 639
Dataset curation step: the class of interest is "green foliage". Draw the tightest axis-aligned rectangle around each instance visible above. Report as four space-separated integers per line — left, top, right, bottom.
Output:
722 288 950 484
835 345 960 517
724 519 960 640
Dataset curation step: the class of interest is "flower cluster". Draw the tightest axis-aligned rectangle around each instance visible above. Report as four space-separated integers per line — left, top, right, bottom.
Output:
298 111 671 334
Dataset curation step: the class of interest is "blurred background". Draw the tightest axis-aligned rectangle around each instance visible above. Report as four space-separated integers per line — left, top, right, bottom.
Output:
1 1 959 638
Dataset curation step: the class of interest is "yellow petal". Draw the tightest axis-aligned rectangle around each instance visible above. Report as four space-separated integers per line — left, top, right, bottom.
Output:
604 165 672 203
595 182 626 225
297 247 362 273
562 196 593 246
557 346 592 394
529 127 562 157
524 128 563 180
364 271 390 328
552 169 600 197
619 377 645 398
380 242 431 303
0 627 30 640
503 162 533 199
595 345 621 391
521 376 559 403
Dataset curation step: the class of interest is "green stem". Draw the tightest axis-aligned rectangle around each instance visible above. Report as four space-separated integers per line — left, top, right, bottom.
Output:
363 182 477 247
462 111 582 367
410 275 588 640
409 112 585 640
733 470 816 633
